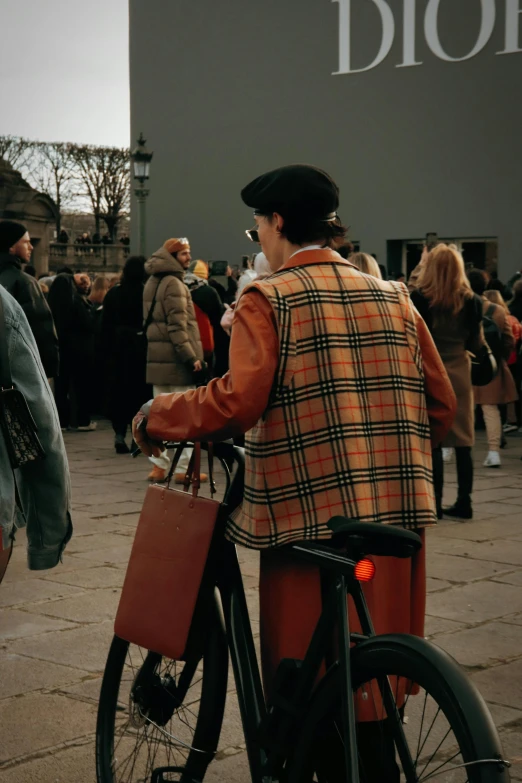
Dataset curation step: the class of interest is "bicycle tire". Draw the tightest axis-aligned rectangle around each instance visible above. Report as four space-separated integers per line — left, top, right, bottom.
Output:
96 594 228 783
287 633 510 783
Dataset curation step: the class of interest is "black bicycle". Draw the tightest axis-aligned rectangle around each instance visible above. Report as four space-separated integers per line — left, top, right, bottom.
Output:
96 442 511 783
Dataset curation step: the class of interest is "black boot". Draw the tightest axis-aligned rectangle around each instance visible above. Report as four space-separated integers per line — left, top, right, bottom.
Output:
444 447 473 519
443 500 472 520
114 434 130 454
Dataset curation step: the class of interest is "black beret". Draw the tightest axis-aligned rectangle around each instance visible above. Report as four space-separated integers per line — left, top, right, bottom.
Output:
241 164 339 220
0 220 27 253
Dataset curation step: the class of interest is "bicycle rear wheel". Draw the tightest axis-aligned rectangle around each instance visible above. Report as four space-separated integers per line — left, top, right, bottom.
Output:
96 596 228 783
287 634 510 783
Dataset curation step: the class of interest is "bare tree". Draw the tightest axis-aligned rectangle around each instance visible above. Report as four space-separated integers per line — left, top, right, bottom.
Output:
101 147 130 241
0 135 34 173
71 144 106 237
27 142 78 234
1 137 131 242
70 145 130 241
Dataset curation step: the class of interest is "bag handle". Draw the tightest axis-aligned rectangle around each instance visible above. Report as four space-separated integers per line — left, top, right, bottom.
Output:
0 294 14 390
165 441 214 498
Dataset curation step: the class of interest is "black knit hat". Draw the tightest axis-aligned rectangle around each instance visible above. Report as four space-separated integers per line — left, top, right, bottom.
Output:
241 164 339 221
0 220 28 252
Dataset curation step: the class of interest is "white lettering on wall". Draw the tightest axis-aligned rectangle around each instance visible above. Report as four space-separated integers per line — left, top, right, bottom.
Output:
497 0 522 53
424 0 496 62
333 0 521 75
397 0 423 67
332 0 395 74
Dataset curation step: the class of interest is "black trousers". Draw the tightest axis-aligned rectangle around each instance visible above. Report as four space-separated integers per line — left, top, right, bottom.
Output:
55 357 93 428
432 446 473 507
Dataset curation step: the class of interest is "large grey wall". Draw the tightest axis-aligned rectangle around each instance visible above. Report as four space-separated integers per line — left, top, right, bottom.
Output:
129 0 522 276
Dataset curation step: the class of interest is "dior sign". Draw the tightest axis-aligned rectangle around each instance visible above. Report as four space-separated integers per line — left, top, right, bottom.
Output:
332 0 522 74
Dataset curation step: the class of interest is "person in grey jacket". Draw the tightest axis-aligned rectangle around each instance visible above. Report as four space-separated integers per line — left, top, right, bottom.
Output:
143 237 205 482
0 286 72 582
0 220 59 379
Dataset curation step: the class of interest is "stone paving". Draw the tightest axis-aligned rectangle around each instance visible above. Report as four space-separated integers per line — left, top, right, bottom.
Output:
1 421 521 781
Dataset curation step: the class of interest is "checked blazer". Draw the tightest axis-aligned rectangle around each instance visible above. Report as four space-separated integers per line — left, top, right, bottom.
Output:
227 250 436 549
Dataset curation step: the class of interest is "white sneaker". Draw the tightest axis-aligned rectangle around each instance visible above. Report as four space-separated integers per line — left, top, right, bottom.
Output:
77 422 97 432
503 423 518 434
483 450 501 468
442 448 454 463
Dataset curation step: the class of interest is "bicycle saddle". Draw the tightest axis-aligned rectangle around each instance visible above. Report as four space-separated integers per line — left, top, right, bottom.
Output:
327 516 422 559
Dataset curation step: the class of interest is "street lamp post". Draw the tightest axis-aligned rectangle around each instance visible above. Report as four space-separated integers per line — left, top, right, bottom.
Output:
131 133 154 257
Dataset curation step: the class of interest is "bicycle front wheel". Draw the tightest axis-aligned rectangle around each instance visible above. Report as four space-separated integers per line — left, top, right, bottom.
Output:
96 596 228 783
287 634 510 783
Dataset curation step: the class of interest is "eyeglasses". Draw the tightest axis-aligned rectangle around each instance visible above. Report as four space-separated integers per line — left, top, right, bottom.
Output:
245 227 260 243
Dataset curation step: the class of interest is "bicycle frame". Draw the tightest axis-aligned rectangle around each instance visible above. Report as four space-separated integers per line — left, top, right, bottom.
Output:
203 444 415 782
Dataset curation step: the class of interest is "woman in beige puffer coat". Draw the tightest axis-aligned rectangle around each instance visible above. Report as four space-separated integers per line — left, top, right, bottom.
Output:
143 238 205 482
143 241 203 388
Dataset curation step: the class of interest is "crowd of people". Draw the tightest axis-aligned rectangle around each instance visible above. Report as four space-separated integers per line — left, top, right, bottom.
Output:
0 216 521 510
57 229 131 246
1 165 521 778
0 220 273 468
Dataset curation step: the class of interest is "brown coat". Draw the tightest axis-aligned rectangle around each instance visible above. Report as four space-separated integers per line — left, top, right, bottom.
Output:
143 248 203 387
411 291 484 448
473 299 517 405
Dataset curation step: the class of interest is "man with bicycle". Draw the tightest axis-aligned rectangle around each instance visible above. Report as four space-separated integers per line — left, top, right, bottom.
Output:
133 164 457 779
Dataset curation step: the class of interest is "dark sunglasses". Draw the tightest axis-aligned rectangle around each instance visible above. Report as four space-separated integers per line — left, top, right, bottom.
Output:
245 227 260 243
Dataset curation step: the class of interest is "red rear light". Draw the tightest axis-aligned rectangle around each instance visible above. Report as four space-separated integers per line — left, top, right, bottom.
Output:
354 558 376 582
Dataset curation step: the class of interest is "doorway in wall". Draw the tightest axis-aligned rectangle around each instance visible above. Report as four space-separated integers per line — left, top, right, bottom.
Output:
388 238 498 279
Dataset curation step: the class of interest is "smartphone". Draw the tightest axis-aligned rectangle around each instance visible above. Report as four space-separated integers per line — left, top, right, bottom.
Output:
426 232 438 250
209 260 228 277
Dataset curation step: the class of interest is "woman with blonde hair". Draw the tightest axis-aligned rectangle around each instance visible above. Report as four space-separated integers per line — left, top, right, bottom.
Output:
350 252 382 279
411 244 485 519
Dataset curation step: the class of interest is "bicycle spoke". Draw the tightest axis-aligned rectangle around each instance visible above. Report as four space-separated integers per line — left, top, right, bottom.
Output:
415 690 430 765
416 705 443 766
419 749 463 782
102 641 212 783
417 725 453 780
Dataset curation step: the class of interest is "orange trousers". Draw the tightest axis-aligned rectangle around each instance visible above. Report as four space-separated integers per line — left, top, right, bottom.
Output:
259 530 426 721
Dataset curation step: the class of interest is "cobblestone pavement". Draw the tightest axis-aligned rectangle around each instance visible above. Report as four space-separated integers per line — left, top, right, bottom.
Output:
1 421 521 781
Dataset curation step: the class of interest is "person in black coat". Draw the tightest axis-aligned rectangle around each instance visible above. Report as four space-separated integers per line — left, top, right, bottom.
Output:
208 262 238 306
48 274 96 431
0 221 59 379
101 255 151 453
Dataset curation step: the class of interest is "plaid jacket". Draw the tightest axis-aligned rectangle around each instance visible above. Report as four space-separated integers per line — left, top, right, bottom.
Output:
227 250 436 549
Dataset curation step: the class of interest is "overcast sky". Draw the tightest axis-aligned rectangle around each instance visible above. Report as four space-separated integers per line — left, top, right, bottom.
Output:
0 0 129 148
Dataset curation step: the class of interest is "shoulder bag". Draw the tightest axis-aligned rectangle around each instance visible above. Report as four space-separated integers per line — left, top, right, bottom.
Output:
0 294 46 469
114 442 221 660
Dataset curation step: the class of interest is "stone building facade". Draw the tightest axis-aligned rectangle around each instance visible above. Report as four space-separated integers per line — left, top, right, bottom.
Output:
0 159 58 276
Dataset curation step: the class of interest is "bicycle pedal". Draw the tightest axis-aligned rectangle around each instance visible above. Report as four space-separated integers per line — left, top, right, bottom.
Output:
151 767 198 783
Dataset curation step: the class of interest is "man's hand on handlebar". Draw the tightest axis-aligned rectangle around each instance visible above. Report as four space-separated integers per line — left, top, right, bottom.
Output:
132 411 164 458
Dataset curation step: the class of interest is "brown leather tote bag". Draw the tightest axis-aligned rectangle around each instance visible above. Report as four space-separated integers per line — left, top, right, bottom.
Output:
114 442 221 660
